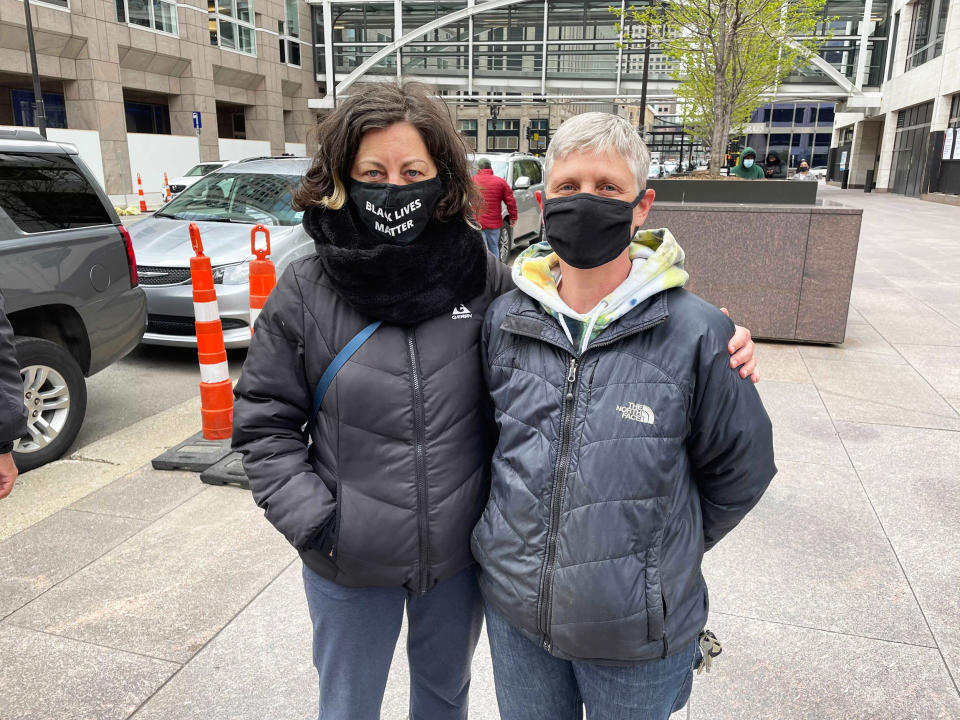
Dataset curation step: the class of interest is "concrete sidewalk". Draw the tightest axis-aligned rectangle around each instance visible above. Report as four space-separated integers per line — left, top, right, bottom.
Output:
2 186 959 719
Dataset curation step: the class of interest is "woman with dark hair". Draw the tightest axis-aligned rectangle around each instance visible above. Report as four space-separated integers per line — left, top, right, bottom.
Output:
231 81 758 720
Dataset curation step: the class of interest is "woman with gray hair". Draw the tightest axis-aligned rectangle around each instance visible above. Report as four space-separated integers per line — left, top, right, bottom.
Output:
472 111 776 719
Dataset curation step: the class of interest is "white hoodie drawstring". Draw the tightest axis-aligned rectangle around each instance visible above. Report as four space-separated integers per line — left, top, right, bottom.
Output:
580 303 606 354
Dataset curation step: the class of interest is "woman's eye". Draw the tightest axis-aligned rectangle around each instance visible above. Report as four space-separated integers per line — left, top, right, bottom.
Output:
602 184 618 192
364 170 381 178
559 184 575 191
406 169 423 178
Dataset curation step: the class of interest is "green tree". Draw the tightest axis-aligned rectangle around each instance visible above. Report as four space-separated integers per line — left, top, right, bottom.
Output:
613 0 827 176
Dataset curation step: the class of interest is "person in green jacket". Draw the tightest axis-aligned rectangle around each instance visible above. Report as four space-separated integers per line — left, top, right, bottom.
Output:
731 147 765 179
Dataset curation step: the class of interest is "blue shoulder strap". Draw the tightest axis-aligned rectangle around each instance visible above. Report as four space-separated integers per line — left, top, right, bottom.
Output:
311 321 382 420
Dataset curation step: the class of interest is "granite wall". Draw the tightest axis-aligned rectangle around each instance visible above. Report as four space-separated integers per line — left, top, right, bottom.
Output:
646 202 862 344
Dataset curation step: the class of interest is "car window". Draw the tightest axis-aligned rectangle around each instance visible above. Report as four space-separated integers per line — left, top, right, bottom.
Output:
520 159 542 185
0 152 111 233
157 171 304 226
469 156 509 181
185 164 219 177
510 161 524 185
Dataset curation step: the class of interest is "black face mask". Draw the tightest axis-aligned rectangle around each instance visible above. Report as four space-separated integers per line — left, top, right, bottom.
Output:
348 177 443 245
542 193 642 269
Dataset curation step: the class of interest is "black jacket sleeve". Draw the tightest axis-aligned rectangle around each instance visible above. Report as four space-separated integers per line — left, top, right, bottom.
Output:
687 312 777 550
0 292 28 453
232 265 336 551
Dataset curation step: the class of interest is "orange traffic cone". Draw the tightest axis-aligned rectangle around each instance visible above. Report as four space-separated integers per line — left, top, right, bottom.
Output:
163 172 172 202
248 224 276 335
137 172 147 212
189 223 233 440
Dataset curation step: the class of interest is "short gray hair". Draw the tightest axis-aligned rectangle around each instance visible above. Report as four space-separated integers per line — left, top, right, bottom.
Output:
544 112 651 194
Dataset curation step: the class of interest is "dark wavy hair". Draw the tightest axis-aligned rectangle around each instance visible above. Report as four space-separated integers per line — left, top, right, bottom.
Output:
293 82 479 224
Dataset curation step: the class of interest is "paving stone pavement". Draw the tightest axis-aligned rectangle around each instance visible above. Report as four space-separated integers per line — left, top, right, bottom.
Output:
2 185 960 719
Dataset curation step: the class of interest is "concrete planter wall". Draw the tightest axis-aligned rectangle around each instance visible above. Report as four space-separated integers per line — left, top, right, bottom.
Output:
648 178 819 205
646 202 862 344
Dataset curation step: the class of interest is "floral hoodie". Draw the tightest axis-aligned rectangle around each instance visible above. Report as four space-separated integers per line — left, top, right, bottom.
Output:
512 228 689 354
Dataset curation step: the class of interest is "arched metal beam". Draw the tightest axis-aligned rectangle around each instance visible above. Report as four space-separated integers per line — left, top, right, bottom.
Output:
310 0 862 106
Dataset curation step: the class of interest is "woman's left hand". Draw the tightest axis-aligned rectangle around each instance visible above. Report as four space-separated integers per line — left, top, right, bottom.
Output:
720 308 759 384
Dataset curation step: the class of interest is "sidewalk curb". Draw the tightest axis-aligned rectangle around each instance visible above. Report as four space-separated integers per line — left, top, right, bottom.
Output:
1 396 203 543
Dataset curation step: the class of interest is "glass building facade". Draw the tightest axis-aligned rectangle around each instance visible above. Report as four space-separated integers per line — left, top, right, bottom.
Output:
312 0 889 102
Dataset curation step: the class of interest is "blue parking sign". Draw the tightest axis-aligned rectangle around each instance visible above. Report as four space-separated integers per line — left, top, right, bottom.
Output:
192 111 202 129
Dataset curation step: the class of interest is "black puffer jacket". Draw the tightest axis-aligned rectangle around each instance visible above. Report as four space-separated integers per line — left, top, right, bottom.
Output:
0 292 28 453
472 287 776 663
233 251 511 592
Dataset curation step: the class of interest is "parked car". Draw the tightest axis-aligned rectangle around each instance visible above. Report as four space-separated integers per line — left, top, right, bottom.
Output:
166 160 237 197
130 156 314 349
648 161 663 178
468 152 544 262
0 129 147 471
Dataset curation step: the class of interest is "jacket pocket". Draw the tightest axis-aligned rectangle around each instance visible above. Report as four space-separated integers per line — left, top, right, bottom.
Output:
645 544 666 642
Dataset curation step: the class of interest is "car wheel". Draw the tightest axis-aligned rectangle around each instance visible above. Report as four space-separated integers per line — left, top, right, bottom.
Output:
13 337 87 473
498 225 512 263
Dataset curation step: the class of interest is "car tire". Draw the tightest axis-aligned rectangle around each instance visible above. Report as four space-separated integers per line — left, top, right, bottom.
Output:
498 225 513 263
13 337 87 473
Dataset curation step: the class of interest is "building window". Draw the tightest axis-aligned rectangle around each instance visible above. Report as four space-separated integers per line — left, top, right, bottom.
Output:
10 90 68 129
948 95 960 130
31 0 68 8
124 100 171 134
116 0 178 34
887 11 899 80
906 0 948 71
486 119 519 151
458 119 478 151
208 0 256 55
278 0 300 66
528 118 549 152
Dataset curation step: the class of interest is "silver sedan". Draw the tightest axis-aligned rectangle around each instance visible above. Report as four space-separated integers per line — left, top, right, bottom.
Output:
129 157 315 349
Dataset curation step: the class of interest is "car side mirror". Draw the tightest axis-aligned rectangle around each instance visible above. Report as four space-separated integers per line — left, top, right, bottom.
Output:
514 176 531 190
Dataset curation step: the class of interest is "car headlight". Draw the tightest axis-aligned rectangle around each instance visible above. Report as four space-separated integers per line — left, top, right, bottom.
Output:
212 261 250 285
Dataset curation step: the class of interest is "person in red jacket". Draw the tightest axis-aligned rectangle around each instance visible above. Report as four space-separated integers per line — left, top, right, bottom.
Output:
473 158 519 257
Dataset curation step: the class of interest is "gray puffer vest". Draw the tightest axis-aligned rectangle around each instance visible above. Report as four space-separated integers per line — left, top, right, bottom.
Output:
233 252 511 592
472 287 776 663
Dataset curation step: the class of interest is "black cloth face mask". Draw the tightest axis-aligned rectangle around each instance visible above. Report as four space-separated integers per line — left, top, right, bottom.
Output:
542 193 642 269
348 177 443 245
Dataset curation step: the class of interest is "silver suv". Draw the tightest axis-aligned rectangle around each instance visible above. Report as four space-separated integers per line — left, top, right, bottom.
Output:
0 129 147 471
469 152 545 261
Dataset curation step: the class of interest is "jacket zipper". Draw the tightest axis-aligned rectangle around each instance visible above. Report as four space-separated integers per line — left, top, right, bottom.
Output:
407 329 431 594
538 355 579 652
534 317 668 653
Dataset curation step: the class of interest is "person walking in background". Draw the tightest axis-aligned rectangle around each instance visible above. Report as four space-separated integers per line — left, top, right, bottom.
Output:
472 112 777 719
731 147 765 179
793 159 818 181
764 151 787 179
0 291 28 499
473 158 518 257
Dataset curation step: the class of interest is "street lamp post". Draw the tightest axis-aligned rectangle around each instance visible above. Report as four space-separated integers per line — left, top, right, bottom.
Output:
23 0 47 138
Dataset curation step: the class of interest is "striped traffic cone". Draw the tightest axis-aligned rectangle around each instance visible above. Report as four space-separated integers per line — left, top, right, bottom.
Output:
248 224 276 336
188 223 233 440
137 173 147 212
163 172 172 202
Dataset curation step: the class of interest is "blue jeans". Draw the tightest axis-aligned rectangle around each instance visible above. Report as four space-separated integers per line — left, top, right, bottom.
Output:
485 604 698 720
302 563 484 720
481 228 500 255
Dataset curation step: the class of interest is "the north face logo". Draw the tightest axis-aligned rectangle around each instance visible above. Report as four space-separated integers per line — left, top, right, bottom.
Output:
617 402 655 424
451 305 472 320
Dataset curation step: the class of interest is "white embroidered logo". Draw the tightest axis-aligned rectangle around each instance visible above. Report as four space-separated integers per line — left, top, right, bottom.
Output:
617 402 655 424
451 305 473 320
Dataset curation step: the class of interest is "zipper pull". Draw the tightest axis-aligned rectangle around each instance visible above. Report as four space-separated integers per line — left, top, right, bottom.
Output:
567 358 578 384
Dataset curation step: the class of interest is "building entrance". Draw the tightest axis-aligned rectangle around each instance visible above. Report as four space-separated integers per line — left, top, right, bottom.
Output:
890 101 933 197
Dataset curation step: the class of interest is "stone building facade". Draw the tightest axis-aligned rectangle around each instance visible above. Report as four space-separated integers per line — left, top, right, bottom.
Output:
0 0 318 195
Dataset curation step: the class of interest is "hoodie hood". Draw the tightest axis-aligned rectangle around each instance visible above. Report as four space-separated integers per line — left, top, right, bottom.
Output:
512 227 689 353
736 147 758 169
